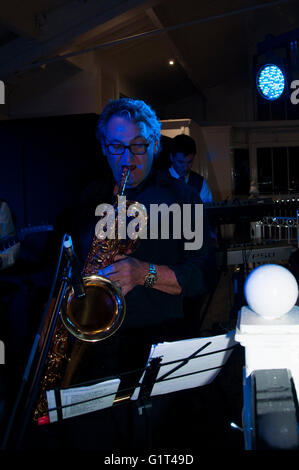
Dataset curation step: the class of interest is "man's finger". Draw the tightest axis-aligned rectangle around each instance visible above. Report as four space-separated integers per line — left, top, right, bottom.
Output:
113 254 127 262
98 265 117 276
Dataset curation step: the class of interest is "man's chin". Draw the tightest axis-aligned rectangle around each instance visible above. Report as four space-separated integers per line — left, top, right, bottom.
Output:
127 180 139 189
116 170 147 188
125 172 142 188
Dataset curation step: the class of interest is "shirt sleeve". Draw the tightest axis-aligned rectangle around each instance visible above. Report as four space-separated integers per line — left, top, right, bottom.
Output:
200 179 213 203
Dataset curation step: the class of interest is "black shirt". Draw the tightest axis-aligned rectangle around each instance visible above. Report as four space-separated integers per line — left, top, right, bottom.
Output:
75 168 214 332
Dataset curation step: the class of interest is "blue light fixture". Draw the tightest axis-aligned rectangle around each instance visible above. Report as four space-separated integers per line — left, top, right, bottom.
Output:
256 63 286 100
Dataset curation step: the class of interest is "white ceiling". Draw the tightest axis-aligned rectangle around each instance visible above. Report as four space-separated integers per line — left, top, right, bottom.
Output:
0 0 298 110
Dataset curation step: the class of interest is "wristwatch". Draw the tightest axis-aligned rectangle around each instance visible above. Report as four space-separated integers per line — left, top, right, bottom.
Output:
144 263 157 288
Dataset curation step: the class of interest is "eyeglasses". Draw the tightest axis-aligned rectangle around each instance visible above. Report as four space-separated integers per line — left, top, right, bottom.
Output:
105 139 149 156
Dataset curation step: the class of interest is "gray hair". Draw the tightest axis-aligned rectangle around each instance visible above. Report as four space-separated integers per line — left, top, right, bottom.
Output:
96 98 161 154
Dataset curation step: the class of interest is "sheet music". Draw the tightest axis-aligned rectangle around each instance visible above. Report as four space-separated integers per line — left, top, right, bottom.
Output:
146 331 237 397
46 378 120 422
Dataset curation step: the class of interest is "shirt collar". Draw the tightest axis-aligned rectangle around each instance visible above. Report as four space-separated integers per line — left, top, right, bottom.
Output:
169 166 189 183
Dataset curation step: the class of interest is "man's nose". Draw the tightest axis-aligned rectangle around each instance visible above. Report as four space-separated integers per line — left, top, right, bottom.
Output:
121 147 135 164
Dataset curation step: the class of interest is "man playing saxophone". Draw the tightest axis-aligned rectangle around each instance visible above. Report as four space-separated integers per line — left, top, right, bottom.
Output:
74 98 214 375
65 97 215 449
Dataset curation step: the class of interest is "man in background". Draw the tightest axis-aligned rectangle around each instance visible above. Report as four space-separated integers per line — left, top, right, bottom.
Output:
169 133 213 203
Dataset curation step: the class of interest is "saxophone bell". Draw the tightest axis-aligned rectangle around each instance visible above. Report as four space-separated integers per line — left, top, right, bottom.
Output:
60 274 125 342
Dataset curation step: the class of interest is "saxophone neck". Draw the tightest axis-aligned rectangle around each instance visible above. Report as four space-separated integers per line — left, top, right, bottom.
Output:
118 167 131 196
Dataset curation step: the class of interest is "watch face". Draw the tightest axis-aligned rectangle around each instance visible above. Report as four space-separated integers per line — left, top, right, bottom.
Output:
145 271 157 287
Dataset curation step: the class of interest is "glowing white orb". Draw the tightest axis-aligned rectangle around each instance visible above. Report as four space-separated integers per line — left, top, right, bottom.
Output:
244 264 298 319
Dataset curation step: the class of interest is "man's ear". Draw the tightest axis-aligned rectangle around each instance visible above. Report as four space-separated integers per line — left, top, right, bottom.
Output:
100 138 107 157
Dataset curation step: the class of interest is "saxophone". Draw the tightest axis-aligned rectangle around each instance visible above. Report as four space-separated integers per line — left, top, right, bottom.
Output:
34 166 145 423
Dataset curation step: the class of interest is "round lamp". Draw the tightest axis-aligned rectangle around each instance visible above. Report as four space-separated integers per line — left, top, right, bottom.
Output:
244 264 298 319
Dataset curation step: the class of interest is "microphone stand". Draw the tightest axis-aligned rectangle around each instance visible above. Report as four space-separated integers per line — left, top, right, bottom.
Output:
1 235 72 449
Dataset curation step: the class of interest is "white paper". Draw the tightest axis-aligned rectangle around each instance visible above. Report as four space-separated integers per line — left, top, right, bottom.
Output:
140 331 237 397
46 378 120 422
46 389 58 423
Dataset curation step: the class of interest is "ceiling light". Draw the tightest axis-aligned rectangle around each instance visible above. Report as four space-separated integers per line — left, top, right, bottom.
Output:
168 59 175 66
256 63 286 100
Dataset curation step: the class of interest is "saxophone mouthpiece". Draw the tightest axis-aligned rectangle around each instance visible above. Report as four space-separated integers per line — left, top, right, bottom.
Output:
119 166 131 196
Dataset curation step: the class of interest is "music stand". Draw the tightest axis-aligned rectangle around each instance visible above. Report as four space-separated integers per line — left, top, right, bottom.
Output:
134 329 237 398
37 330 237 450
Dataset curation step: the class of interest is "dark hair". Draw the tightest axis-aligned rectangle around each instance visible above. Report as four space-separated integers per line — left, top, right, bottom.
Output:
96 98 161 153
172 134 196 156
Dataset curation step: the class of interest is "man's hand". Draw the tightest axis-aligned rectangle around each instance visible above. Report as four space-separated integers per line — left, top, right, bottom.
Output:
98 255 182 296
98 255 148 296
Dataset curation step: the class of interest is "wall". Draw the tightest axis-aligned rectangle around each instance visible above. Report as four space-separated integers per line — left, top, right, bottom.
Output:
199 126 233 201
7 53 97 118
157 92 206 123
205 81 255 123
5 50 141 119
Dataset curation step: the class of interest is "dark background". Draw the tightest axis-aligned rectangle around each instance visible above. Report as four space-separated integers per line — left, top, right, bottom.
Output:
0 113 103 229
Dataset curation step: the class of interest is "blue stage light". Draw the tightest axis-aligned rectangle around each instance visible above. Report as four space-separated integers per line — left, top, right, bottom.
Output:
256 64 285 100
